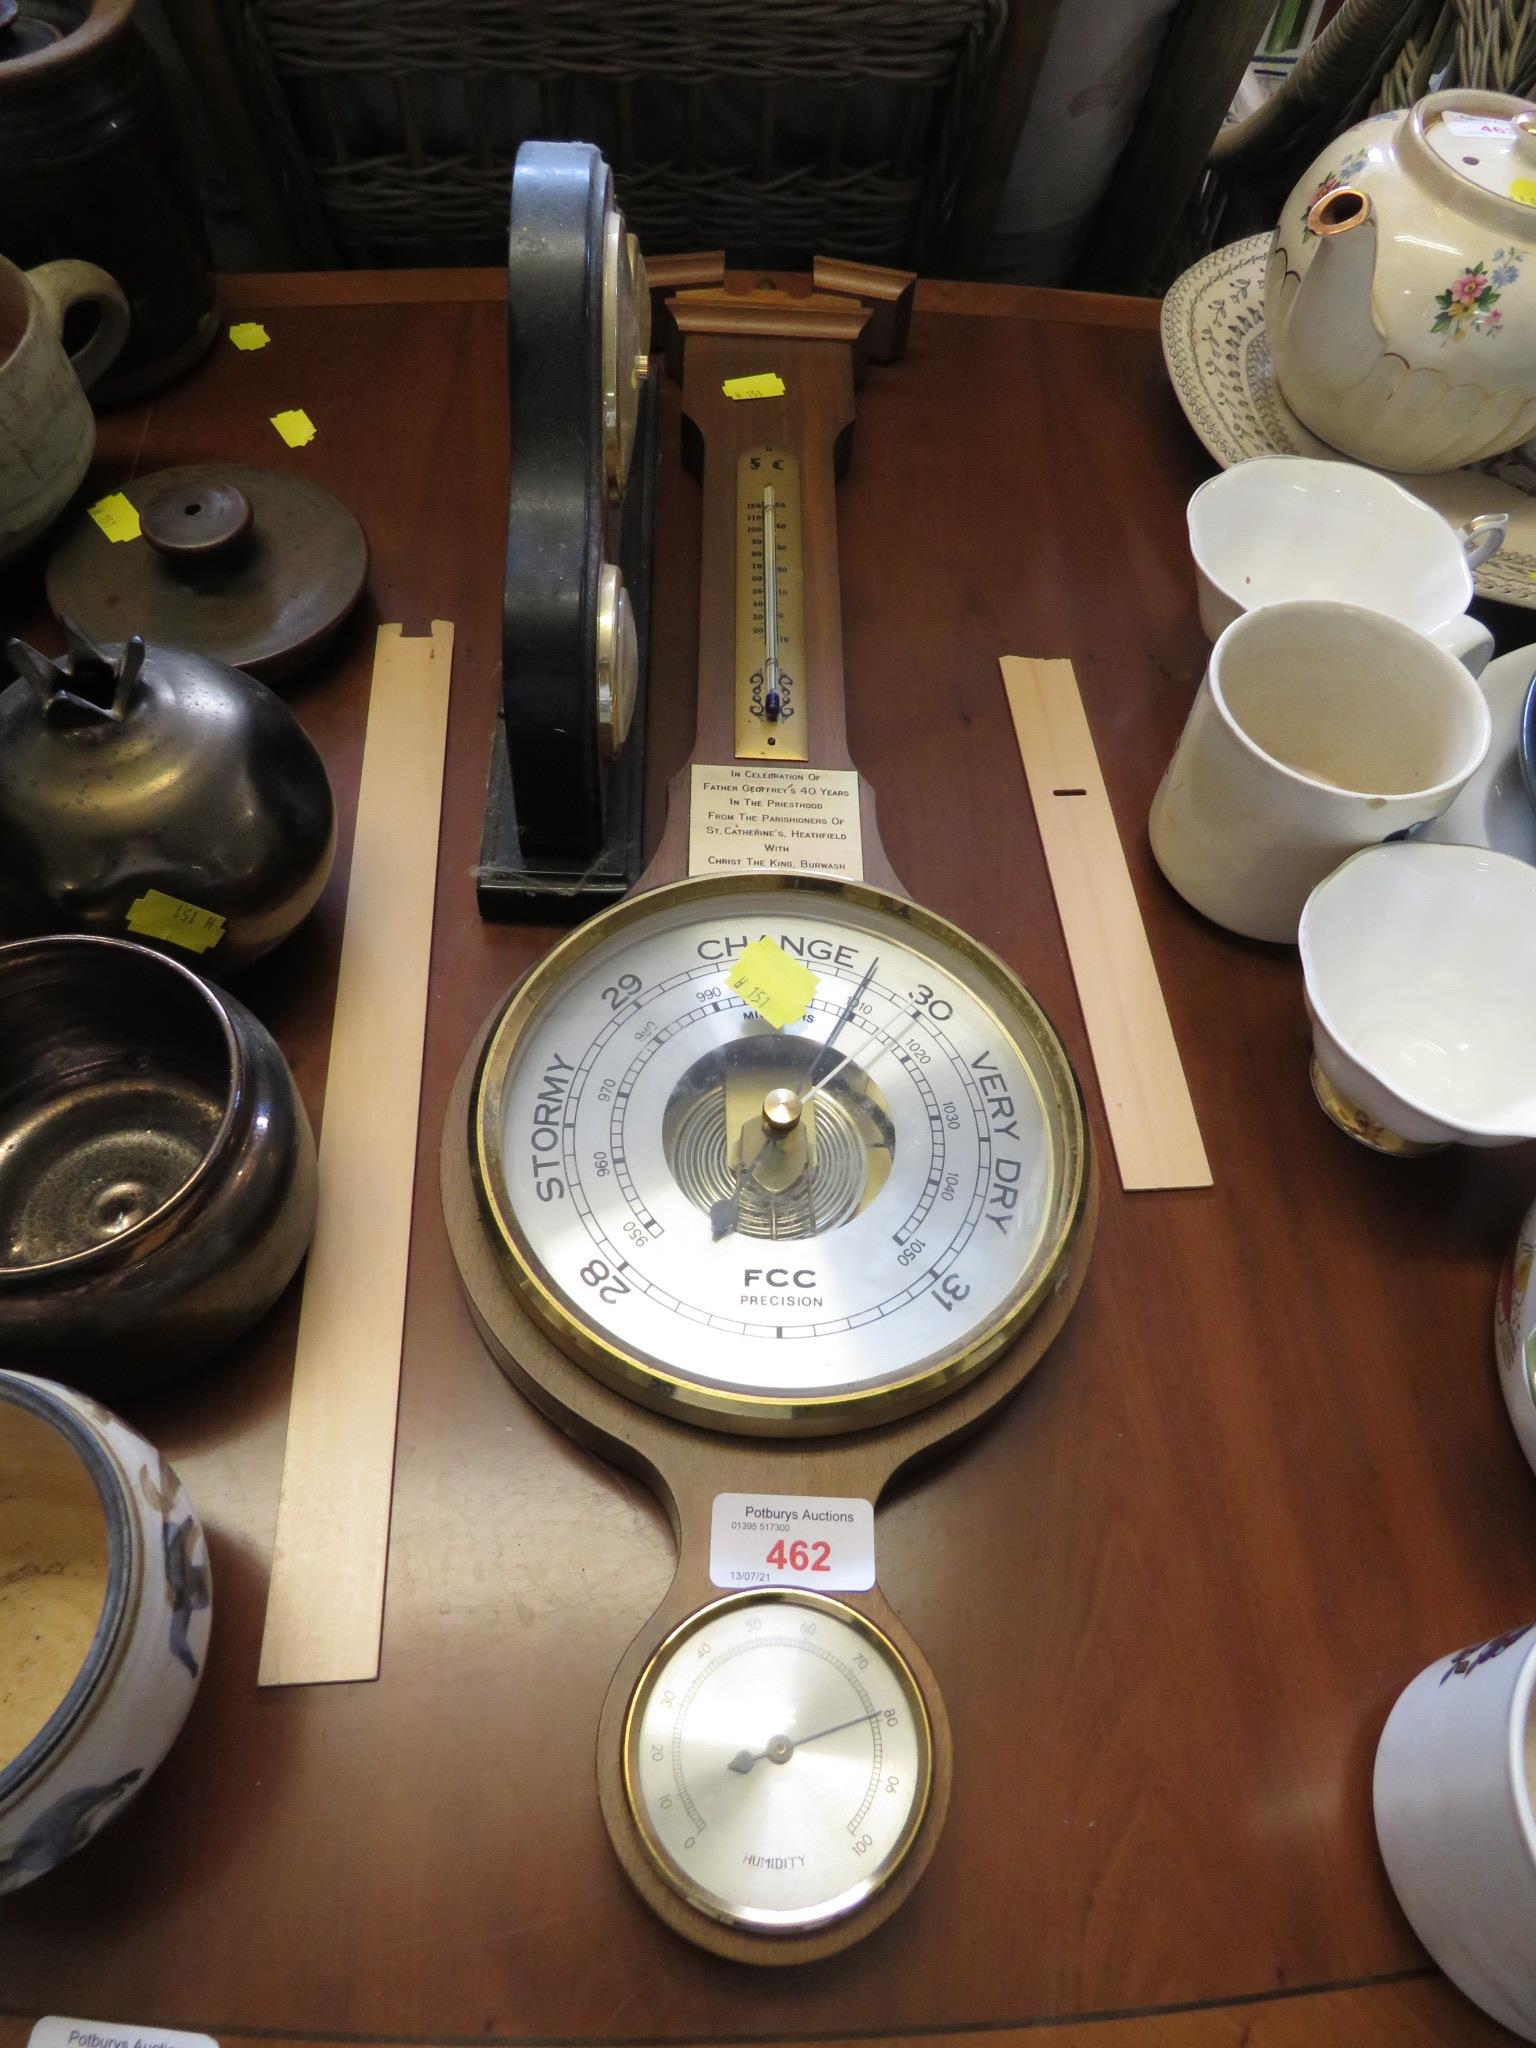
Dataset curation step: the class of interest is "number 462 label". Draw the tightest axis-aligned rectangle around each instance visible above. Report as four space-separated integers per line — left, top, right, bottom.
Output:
709 1492 876 1591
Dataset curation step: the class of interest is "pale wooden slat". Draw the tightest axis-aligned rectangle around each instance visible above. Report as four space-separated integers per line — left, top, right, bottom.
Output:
258 620 455 1687
1000 655 1211 1193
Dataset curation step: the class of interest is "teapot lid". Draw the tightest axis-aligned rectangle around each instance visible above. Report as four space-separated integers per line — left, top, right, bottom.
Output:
1424 101 1536 211
45 462 368 686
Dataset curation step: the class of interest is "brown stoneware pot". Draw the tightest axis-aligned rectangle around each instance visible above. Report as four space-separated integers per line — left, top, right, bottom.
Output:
0 935 317 1393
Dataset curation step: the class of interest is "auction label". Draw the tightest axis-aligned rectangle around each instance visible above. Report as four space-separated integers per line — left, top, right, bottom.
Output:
689 764 863 880
30 2020 217 2048
710 1492 876 1590
1443 112 1517 136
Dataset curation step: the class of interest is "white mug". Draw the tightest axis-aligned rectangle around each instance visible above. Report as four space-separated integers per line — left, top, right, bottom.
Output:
1149 601 1492 942
1375 1623 1536 2040
1187 456 1504 676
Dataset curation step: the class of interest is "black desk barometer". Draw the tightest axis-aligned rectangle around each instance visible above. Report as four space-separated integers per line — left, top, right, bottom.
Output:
444 145 1096 1964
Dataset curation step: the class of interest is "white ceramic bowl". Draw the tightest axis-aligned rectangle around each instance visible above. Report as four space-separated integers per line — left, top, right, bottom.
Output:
1187 455 1502 672
1375 1622 1536 2041
0 1370 211 1892
1299 841 1536 1152
1424 643 1536 866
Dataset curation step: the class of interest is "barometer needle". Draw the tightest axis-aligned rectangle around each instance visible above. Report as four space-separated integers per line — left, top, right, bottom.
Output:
710 958 888 1240
711 957 880 1240
727 1709 883 1774
805 955 880 1088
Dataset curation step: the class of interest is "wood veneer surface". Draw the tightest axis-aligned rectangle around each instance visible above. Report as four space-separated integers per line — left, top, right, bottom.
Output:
0 276 1530 2046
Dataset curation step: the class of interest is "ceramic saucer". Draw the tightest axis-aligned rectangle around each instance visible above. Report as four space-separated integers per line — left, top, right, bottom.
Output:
1162 235 1536 610
1422 643 1536 862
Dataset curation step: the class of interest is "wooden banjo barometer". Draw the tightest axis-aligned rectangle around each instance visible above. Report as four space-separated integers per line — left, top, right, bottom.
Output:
443 146 1097 1965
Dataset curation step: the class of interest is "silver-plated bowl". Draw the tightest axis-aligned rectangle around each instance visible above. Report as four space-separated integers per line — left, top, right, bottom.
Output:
0 935 316 1392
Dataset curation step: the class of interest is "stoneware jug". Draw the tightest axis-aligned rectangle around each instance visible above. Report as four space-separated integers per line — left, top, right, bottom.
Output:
1266 90 1536 472
0 251 127 562
0 0 219 405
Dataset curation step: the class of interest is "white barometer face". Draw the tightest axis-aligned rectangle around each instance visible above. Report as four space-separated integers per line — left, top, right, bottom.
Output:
624 1591 931 1931
473 875 1086 1431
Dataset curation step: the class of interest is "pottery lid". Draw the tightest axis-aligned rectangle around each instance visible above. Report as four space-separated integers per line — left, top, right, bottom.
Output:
0 0 132 70
1424 102 1536 211
44 463 368 685
0 0 61 58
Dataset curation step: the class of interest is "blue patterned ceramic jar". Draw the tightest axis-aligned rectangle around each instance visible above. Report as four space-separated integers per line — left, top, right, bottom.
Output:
0 1369 211 1893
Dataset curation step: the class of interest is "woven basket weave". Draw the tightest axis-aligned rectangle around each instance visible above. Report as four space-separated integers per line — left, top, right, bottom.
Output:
234 0 1002 267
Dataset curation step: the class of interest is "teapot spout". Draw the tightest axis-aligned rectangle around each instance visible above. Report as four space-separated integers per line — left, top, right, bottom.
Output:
1289 186 1384 394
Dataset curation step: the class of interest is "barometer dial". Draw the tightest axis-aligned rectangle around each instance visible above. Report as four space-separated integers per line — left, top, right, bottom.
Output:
472 873 1087 1432
623 1591 932 1932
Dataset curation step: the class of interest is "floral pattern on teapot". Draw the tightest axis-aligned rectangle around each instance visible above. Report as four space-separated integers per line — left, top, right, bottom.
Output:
1433 249 1524 340
1265 91 1536 470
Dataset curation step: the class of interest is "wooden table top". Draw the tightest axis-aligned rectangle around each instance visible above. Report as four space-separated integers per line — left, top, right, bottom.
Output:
0 268 1528 2048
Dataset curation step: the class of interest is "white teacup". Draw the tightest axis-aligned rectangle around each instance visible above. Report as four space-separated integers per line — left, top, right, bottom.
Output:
1376 1623 1536 2041
1299 841 1536 1152
1149 601 1492 942
1188 456 1505 676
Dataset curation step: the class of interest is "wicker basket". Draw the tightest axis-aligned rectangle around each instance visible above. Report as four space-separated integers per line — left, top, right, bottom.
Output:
233 0 1003 268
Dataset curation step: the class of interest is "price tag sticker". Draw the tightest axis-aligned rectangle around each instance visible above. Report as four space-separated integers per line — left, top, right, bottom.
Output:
228 321 270 351
86 491 141 543
722 372 786 400
126 889 226 954
269 407 316 447
1443 112 1517 136
727 936 818 1029
29 2020 217 2048
710 1492 875 1590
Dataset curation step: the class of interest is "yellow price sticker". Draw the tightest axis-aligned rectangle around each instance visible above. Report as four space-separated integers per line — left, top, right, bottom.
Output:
87 491 141 543
229 321 271 351
728 937 818 1029
1511 178 1536 207
722 372 786 400
126 889 227 955
270 407 317 447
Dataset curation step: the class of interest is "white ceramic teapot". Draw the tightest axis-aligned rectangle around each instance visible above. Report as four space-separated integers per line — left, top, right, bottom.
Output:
1265 90 1536 472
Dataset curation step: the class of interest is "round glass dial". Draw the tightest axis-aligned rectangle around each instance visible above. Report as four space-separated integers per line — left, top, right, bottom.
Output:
473 874 1087 1430
624 1591 931 1932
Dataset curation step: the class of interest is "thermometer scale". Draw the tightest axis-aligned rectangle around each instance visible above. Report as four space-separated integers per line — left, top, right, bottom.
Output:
735 449 805 759
445 207 1096 1962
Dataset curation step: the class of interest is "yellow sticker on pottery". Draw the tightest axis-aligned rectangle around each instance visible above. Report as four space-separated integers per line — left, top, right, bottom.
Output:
722 372 786 400
229 321 271 351
728 937 817 1029
270 407 316 447
127 889 226 954
1511 179 1536 208
86 491 141 543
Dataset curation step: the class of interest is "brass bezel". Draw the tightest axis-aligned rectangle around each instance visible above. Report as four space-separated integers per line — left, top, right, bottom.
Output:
470 872 1090 1436
621 1589 934 1934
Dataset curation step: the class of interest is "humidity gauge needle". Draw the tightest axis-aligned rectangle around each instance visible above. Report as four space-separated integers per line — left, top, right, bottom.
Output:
727 1709 883 1774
